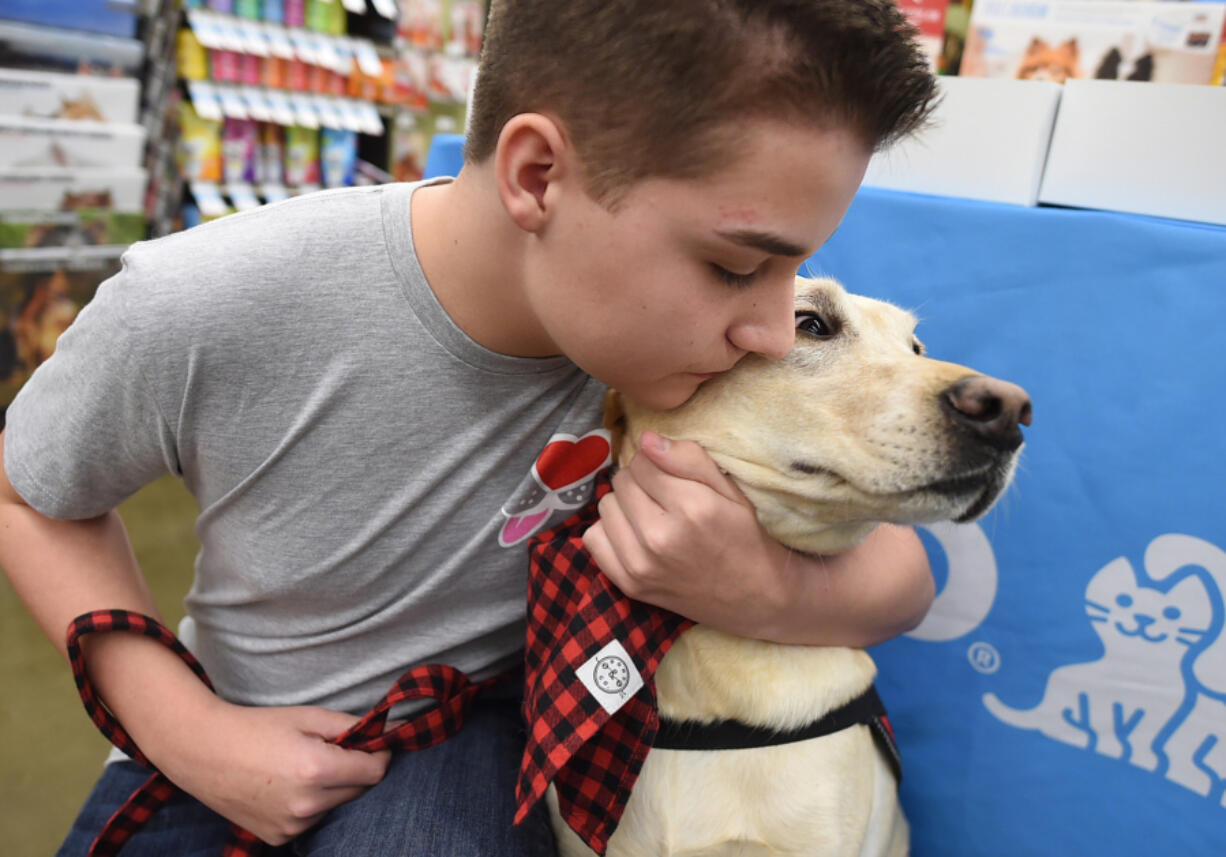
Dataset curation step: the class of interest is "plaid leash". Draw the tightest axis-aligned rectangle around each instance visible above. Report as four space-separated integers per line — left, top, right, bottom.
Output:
67 610 511 856
514 469 695 855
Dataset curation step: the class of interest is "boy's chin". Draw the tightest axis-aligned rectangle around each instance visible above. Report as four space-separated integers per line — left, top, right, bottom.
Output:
619 378 701 412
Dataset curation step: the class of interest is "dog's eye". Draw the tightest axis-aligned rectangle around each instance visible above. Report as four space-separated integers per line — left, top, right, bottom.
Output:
795 312 832 338
912 339 925 356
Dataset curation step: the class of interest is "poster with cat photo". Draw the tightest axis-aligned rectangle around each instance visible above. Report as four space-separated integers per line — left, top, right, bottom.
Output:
961 0 1226 85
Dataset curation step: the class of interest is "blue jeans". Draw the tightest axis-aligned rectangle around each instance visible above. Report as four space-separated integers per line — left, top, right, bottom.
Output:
57 697 558 857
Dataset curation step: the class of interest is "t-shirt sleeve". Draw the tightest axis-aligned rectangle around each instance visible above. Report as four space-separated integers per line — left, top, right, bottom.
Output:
4 245 181 520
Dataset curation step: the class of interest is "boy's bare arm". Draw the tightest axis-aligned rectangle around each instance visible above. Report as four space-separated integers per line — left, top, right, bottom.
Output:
582 432 935 648
0 431 390 845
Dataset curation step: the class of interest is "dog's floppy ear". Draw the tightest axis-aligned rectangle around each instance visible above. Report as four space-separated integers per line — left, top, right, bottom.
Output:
603 388 627 467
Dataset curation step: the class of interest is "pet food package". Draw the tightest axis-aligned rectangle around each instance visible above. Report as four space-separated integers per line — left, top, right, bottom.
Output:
258 122 285 185
1214 14 1226 84
284 125 320 186
0 169 148 215
320 127 357 188
962 0 1226 85
176 102 223 183
895 0 953 72
0 0 138 39
222 117 259 184
0 116 146 170
0 69 140 125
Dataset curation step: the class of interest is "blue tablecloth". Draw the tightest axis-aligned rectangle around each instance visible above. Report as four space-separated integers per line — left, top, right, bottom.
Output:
426 135 1226 853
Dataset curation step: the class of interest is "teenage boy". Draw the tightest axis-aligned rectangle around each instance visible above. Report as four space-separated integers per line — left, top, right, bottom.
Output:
1 1 940 855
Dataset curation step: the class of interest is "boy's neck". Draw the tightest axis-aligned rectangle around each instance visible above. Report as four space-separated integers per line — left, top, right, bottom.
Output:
411 168 559 358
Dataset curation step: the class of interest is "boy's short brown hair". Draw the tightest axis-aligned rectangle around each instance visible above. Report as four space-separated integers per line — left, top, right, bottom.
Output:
465 0 938 206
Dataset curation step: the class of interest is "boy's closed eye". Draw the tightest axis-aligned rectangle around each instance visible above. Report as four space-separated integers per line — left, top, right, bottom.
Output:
710 263 761 288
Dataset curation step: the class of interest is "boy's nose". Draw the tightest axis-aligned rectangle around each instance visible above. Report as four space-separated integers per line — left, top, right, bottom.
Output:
728 292 796 360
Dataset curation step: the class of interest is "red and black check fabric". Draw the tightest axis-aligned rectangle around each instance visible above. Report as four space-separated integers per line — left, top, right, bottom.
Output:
514 469 694 855
66 610 510 857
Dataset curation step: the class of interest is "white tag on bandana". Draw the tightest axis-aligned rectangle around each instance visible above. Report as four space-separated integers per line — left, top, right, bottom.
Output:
579 640 645 715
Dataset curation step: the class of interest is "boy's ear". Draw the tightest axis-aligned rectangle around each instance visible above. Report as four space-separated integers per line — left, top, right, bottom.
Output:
494 113 571 233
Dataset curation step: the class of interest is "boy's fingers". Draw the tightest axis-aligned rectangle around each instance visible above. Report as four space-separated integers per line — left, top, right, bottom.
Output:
582 519 624 582
582 495 645 583
632 431 745 507
291 707 393 786
318 742 391 787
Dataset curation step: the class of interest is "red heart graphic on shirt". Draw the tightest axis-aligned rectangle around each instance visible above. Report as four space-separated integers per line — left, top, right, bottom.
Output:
535 434 611 491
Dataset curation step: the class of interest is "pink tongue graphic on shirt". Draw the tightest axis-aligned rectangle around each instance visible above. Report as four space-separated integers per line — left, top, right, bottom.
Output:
501 510 552 545
536 435 611 490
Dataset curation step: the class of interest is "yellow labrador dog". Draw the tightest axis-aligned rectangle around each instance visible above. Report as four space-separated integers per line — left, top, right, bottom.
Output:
549 276 1031 857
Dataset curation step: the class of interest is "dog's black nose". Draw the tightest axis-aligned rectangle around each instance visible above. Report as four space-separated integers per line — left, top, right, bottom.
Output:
944 376 1033 451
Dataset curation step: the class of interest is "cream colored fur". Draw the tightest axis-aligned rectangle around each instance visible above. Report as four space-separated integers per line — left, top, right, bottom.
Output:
550 277 1026 857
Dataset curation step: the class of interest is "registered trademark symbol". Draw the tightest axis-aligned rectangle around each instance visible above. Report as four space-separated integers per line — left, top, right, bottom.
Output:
968 641 1001 674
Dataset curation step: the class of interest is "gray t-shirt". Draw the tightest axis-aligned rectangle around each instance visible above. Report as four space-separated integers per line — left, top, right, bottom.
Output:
5 180 608 716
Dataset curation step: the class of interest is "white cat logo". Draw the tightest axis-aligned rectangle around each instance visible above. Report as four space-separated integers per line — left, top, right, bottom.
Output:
983 534 1226 805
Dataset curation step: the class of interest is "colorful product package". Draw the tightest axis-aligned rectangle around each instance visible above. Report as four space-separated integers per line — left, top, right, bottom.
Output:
176 102 223 183
177 28 210 81
895 0 951 72
211 50 241 84
284 0 306 28
234 0 263 19
258 122 285 185
284 125 320 186
320 128 357 188
222 117 259 184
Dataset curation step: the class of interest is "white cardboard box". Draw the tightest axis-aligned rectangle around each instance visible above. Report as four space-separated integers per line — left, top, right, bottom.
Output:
0 115 146 169
862 76 1062 206
0 68 141 124
1039 79 1226 226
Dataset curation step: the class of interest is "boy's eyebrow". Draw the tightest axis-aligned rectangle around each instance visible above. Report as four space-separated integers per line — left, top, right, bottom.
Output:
715 228 810 258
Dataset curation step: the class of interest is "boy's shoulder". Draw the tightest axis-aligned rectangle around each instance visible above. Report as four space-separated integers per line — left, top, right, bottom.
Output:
131 183 405 266
102 183 423 341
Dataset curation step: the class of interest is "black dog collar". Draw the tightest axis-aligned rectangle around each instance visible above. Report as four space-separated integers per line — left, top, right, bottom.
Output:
654 684 902 783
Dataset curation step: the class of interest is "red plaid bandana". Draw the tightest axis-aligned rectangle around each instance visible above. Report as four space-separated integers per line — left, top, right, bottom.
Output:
513 469 693 854
512 469 903 854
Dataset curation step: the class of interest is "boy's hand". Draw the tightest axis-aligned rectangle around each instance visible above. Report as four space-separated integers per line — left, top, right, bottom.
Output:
78 630 390 848
582 430 795 637
155 695 392 845
582 431 934 647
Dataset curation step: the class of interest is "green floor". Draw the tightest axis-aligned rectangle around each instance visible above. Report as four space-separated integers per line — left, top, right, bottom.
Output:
1 475 197 857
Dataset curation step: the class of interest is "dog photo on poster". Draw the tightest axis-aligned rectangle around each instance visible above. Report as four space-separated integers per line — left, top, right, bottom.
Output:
961 0 1226 85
